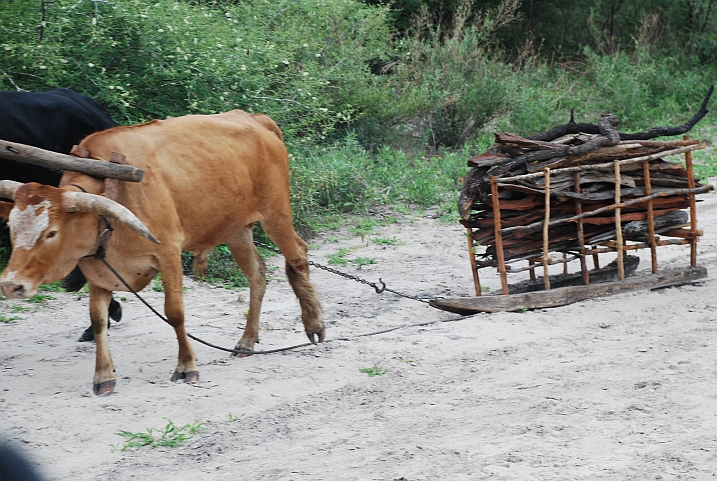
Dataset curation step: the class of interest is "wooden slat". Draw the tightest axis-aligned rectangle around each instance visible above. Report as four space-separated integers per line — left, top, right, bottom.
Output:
491 177 509 295
685 136 698 267
614 160 625 280
103 152 127 202
430 266 708 314
542 168 551 289
467 228 481 296
643 160 658 273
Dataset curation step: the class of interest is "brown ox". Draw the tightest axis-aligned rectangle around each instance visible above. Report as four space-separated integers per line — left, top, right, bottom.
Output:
0 110 324 395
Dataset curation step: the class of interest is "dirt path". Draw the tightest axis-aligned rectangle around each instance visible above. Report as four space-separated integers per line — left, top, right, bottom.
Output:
1 187 716 481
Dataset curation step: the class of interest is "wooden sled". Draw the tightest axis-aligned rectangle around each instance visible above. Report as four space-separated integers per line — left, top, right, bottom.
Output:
430 265 708 315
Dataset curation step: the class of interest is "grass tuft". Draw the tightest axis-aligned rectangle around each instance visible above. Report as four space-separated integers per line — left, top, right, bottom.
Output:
359 366 388 377
115 419 206 451
0 314 20 324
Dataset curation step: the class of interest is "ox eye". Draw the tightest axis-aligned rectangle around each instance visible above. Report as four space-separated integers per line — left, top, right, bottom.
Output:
46 230 58 239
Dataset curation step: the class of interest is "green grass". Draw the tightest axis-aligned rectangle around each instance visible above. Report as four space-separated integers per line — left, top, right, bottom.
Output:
352 257 377 266
372 236 403 246
692 146 717 182
359 366 388 377
0 314 20 323
27 293 56 304
152 273 164 292
39 281 66 292
289 136 467 235
181 226 280 289
11 304 31 313
327 247 356 267
115 420 206 451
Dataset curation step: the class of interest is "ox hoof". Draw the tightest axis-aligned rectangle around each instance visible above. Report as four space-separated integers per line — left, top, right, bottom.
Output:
109 299 123 322
231 348 254 358
78 326 94 343
306 327 326 345
171 371 200 383
93 380 116 396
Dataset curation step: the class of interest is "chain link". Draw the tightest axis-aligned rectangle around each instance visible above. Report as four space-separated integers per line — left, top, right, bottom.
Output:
253 240 431 304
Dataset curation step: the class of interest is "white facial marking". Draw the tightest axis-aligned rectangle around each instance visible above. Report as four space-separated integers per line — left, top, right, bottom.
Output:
2 271 17 281
8 200 52 250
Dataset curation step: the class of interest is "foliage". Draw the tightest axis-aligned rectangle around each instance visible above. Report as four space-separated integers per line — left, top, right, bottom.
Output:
351 0 521 150
363 0 717 61
1 0 717 282
0 314 20 324
359 365 388 376
11 304 32 313
352 257 377 266
327 247 356 266
228 412 245 422
181 226 278 289
290 135 467 233
372 236 403 245
0 0 390 143
115 420 206 451
26 293 56 304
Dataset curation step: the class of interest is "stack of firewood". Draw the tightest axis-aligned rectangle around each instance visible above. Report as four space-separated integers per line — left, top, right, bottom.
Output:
458 88 715 266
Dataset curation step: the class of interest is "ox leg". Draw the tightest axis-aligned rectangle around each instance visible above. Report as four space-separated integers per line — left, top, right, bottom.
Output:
157 259 199 383
192 248 211 278
227 227 267 356
260 223 324 344
88 284 116 396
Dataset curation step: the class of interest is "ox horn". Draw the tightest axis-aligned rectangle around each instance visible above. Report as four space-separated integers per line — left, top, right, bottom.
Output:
63 192 160 244
0 180 22 200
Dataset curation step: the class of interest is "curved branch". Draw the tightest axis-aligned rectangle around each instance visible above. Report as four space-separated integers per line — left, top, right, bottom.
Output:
527 85 714 142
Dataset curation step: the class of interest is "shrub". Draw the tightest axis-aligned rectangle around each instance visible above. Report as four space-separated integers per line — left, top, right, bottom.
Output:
0 0 391 143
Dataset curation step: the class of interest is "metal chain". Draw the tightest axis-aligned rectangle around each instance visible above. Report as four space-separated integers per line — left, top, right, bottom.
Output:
253 240 431 304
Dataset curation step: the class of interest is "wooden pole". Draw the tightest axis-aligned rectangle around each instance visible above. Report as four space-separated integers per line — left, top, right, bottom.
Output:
684 135 698 267
573 172 589 285
0 138 144 182
467 228 482 296
542 168 551 290
491 177 510 295
614 160 625 281
642 160 658 274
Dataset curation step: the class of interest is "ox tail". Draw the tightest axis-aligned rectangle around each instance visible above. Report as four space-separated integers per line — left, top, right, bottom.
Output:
285 260 323 327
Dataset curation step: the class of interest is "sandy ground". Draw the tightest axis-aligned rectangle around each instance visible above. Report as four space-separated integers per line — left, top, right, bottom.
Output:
2 183 717 481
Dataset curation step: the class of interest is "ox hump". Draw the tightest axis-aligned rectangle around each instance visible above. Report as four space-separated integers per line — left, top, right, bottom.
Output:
8 200 52 250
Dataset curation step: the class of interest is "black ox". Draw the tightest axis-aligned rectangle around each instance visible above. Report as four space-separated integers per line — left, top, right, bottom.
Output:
0 88 120 340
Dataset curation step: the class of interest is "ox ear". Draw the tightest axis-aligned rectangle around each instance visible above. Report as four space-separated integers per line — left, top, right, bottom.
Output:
0 200 11 220
63 192 161 244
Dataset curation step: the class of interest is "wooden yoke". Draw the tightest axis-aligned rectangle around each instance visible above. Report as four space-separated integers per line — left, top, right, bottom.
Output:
70 145 127 202
104 152 127 202
1 138 143 182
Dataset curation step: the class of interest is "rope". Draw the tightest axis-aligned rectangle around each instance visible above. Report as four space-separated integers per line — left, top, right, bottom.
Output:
99 256 464 355
65 183 443 356
86 227 441 355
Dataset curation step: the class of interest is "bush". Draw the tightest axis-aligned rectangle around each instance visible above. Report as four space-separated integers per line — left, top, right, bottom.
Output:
349 0 521 151
0 0 391 143
289 135 470 232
